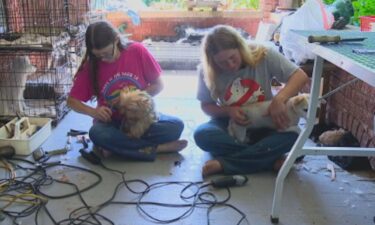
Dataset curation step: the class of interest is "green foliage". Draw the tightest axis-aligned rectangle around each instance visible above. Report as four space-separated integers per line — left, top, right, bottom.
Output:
352 0 375 25
327 0 354 25
143 0 153 6
232 0 259 10
323 0 336 4
324 0 375 26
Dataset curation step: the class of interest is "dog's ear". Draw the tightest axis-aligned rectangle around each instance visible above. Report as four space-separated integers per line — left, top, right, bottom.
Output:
292 95 305 106
293 94 310 106
290 94 309 115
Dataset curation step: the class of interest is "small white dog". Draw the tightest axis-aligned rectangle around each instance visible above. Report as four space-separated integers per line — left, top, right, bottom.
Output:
228 94 310 143
116 89 158 139
0 56 36 116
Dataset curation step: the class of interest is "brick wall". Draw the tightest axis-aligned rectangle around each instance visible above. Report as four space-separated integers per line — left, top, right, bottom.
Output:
301 63 375 149
325 70 375 148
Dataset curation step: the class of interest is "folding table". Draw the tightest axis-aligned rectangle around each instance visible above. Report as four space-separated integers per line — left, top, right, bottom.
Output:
270 30 375 223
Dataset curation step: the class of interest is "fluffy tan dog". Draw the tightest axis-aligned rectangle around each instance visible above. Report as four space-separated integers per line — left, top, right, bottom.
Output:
116 89 158 139
318 128 347 146
228 93 310 143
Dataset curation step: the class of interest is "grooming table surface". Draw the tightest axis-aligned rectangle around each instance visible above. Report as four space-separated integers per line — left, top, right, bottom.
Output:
291 30 375 84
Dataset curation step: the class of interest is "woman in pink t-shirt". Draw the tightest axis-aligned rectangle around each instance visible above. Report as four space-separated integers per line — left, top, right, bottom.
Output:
67 21 187 161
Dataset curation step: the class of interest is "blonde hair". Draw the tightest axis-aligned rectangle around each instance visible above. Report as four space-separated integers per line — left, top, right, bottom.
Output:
201 25 267 99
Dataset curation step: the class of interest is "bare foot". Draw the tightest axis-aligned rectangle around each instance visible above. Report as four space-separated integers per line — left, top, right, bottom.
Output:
156 139 188 153
202 160 223 177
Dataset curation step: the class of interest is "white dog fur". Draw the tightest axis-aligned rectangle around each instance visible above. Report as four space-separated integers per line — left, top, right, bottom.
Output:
116 89 158 139
0 56 36 116
228 93 310 143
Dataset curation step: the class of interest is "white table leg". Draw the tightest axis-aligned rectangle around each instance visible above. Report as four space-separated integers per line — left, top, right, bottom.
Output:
270 56 324 223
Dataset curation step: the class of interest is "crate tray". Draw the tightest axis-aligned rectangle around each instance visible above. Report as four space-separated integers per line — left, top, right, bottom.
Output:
0 117 52 155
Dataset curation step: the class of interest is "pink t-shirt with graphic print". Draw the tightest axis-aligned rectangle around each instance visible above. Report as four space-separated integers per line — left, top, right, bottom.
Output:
69 42 161 120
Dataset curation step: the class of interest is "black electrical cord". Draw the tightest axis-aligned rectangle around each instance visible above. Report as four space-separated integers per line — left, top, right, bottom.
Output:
100 162 150 195
6 158 103 199
38 163 102 199
1 158 249 225
66 162 249 225
1 158 103 225
136 181 201 223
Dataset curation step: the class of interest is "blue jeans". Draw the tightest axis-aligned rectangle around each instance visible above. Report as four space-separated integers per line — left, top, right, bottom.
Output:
89 113 184 161
194 118 298 174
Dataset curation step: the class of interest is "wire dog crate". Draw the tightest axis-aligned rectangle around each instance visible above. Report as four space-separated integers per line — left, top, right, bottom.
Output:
0 0 89 124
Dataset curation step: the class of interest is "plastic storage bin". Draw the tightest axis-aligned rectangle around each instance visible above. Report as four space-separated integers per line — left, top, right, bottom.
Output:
360 16 375 31
0 117 52 155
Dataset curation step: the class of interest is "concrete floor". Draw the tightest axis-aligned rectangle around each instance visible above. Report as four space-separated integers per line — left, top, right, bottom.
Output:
5 71 375 225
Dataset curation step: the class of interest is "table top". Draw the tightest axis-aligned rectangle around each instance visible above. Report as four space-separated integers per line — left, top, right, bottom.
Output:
292 30 375 87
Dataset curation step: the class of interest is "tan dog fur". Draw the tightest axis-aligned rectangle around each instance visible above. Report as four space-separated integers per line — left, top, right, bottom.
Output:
318 128 347 146
228 93 310 143
116 89 158 139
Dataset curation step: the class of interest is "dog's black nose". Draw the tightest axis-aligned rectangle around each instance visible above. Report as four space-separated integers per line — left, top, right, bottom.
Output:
303 109 308 112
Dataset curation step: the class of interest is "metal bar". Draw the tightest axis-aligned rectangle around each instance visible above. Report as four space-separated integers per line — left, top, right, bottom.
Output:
303 146 375 156
319 77 359 100
0 45 53 51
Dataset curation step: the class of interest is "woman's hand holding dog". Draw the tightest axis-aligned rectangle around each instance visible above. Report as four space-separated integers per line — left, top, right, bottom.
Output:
67 96 112 123
267 96 290 130
227 106 250 126
93 106 112 122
